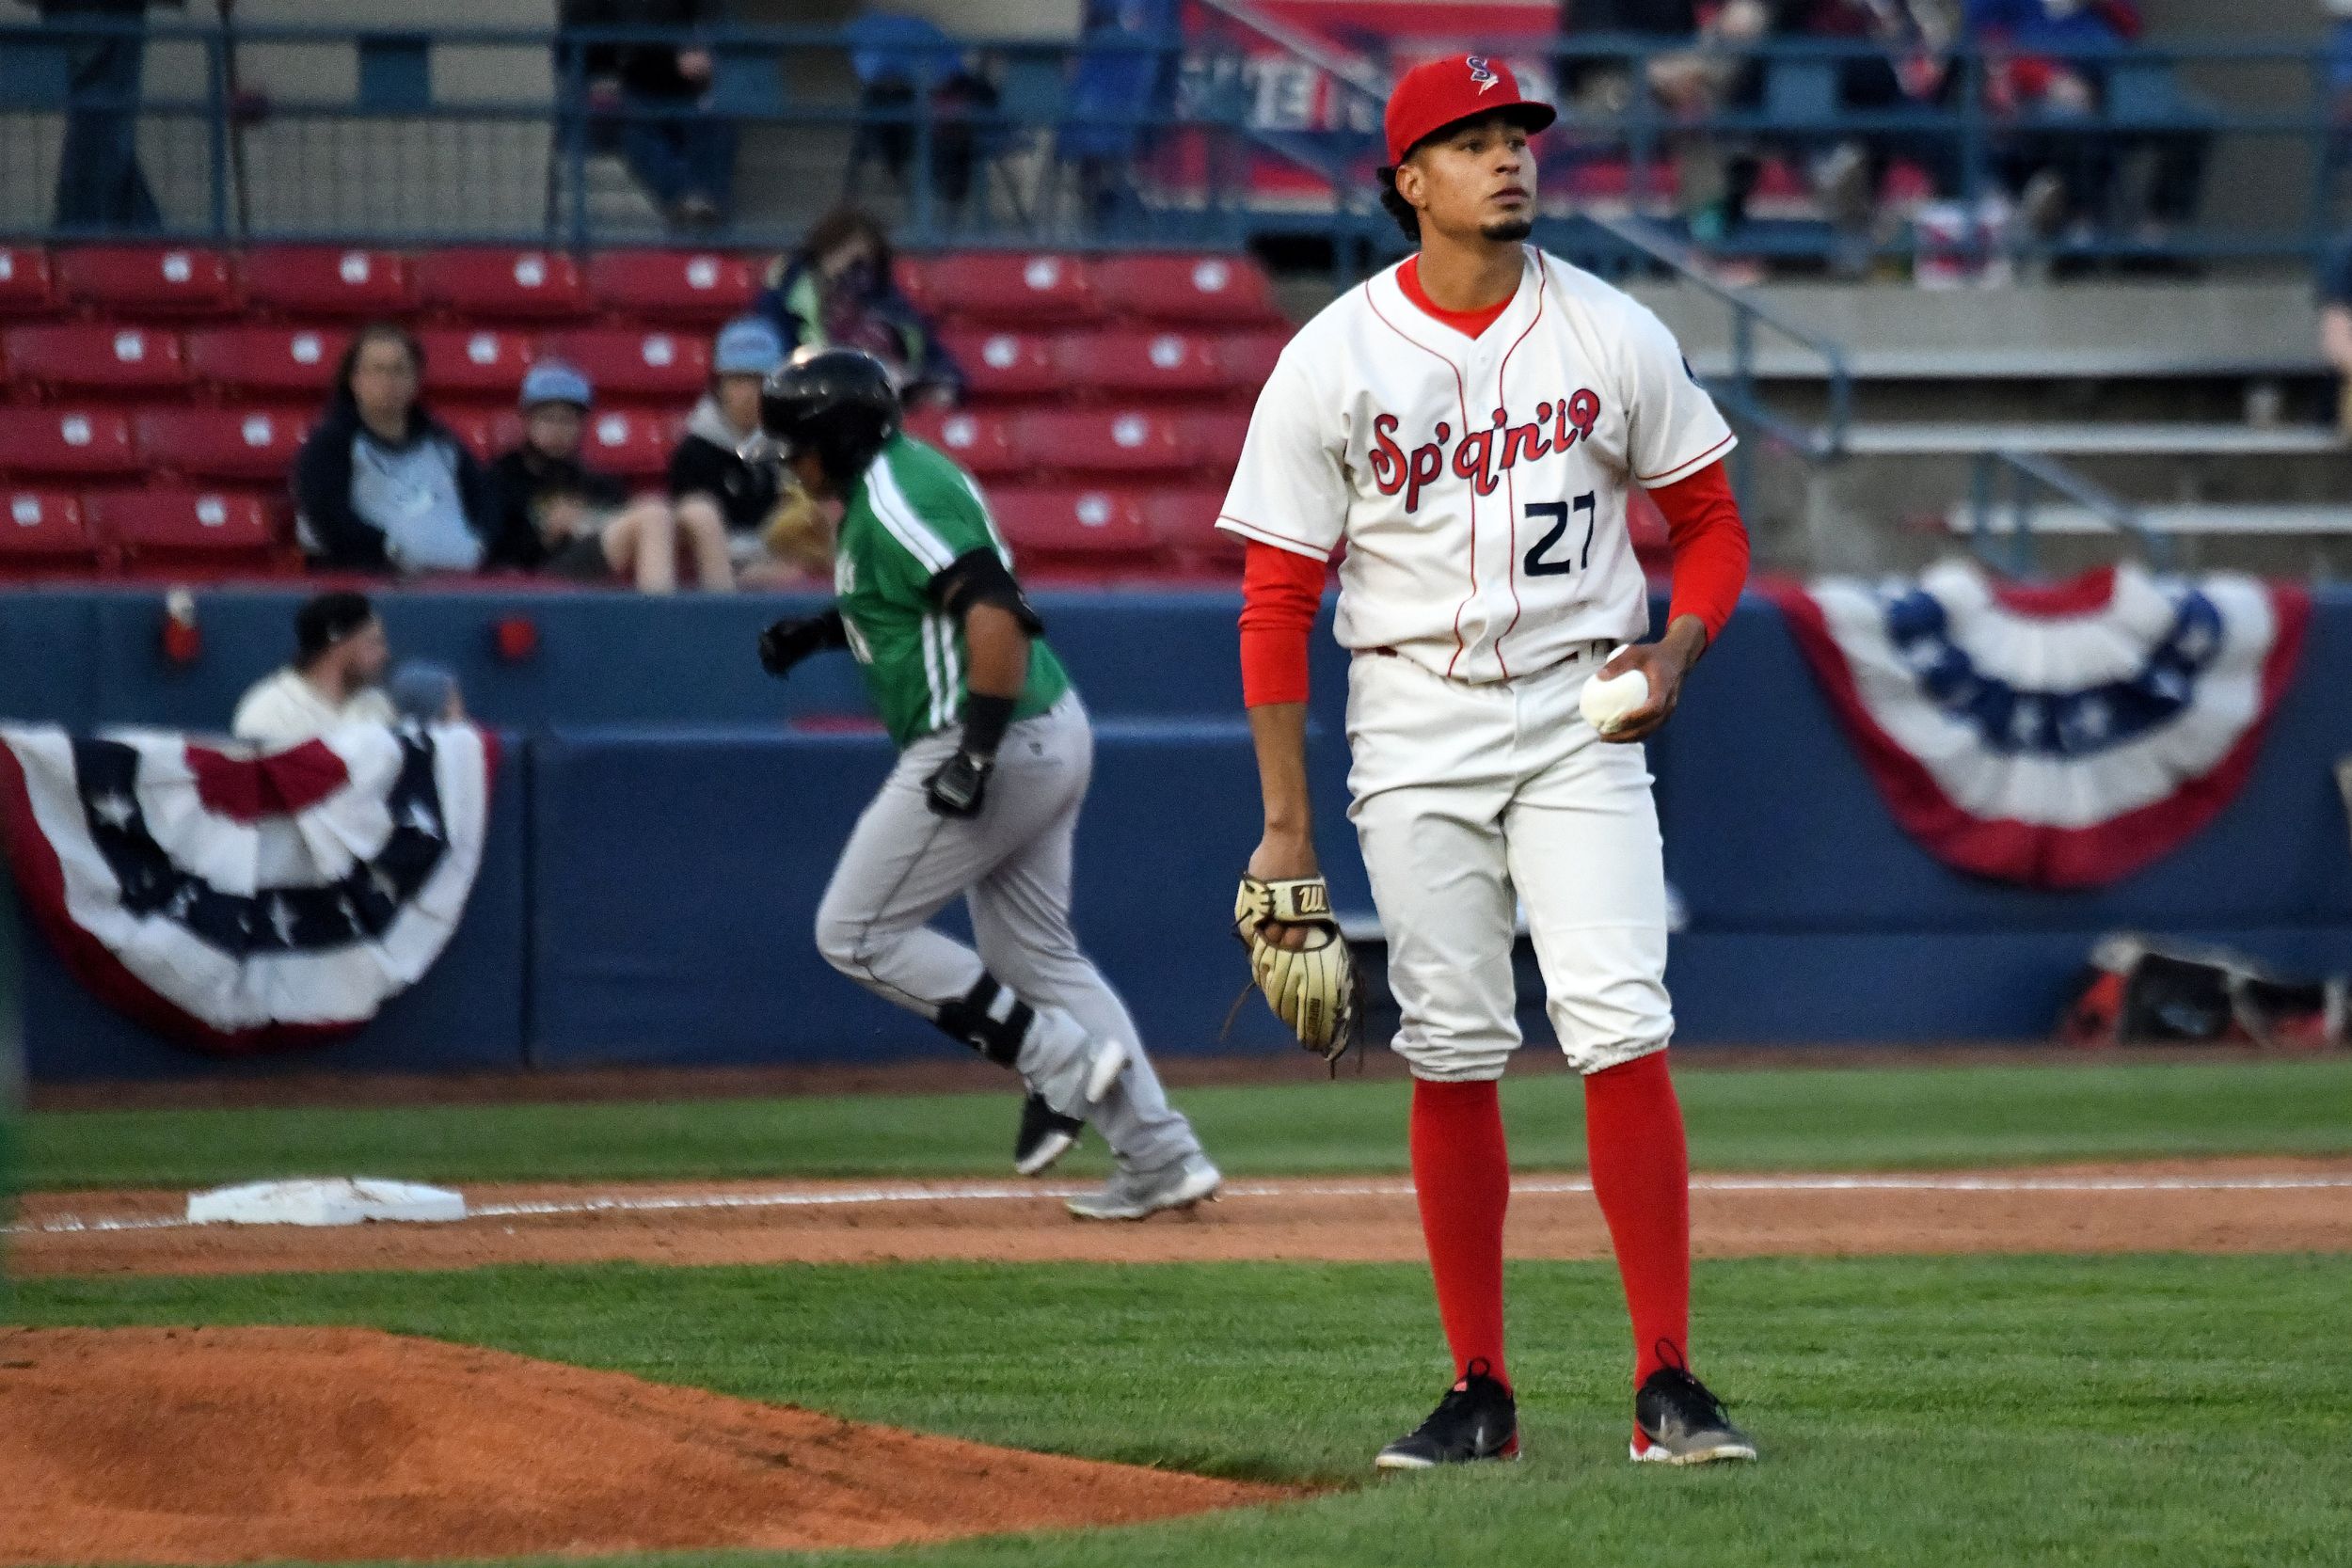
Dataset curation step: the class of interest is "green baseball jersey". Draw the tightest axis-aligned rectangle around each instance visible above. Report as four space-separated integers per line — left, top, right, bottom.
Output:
834 434 1071 748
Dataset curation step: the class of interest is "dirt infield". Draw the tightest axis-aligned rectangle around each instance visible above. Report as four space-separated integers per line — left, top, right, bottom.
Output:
0 1327 1299 1567
14 1157 2350 1277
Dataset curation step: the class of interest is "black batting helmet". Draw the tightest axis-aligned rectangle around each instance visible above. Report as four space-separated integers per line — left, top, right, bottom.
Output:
760 348 901 485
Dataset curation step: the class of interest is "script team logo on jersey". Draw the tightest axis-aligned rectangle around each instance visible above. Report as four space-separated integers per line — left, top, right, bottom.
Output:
1466 55 1498 93
1368 388 1604 512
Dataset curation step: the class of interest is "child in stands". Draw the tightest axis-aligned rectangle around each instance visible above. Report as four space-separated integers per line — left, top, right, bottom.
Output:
489 361 733 593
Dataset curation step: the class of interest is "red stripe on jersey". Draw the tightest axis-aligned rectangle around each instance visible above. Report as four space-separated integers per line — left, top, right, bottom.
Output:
1488 267 1549 676
1364 285 1478 679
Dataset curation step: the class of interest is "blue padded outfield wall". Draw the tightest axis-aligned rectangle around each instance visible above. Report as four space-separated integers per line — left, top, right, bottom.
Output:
6 585 2347 1081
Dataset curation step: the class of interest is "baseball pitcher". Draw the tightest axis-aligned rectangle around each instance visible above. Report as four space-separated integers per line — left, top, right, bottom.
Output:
1223 55 1758 1466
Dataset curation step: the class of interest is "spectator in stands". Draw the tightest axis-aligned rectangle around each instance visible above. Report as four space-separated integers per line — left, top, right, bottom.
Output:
1059 0 1182 227
560 0 737 230
754 208 964 407
389 660 467 724
2314 236 2352 438
230 592 398 747
40 0 167 231
671 316 791 580
842 10 999 214
1965 0 2207 259
487 361 734 593
293 324 498 576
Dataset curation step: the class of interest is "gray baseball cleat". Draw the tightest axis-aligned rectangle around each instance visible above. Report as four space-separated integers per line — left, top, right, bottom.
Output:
1016 1007 1128 1122
1630 1348 1757 1465
1065 1152 1223 1221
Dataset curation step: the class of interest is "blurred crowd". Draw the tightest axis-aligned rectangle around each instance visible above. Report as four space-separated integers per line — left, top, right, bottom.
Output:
288 207 957 592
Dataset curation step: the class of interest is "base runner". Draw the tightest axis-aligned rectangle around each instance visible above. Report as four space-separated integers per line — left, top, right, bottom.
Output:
755 349 1219 1220
1221 56 1759 1466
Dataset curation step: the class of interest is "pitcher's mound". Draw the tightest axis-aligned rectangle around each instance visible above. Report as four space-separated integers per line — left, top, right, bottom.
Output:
0 1327 1296 1566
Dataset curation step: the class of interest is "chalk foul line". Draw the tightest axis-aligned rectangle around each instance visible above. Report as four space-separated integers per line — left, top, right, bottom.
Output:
9 1170 2351 1237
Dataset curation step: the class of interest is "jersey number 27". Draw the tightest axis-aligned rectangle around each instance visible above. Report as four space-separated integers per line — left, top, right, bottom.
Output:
1524 493 1597 578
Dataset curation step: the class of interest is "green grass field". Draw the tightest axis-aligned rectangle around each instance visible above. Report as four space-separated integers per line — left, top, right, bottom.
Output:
24 1056 2352 1190
14 1056 2352 1567
16 1254 2352 1567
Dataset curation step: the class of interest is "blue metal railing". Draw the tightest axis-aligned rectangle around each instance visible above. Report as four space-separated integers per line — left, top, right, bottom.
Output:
4 19 2348 264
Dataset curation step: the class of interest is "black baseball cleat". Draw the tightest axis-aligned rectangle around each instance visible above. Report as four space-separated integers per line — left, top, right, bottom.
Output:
1375 1359 1519 1470
1631 1344 1757 1465
1013 1091 1083 1176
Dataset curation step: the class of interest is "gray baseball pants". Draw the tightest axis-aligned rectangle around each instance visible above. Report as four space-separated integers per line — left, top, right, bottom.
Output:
813 692 1201 1174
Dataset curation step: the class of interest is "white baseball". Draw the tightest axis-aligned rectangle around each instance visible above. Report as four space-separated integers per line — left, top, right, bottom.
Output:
1579 661 1648 734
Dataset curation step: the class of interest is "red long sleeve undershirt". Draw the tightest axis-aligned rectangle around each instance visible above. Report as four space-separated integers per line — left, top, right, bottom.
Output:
1235 459 1750 708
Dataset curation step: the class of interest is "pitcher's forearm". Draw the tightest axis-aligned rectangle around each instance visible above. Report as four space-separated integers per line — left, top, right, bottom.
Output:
1248 701 1313 839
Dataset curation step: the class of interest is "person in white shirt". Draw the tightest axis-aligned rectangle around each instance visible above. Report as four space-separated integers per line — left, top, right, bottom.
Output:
230 592 400 748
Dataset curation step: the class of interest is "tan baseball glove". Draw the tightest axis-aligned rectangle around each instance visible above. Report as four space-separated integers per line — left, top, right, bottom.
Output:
1233 874 1361 1065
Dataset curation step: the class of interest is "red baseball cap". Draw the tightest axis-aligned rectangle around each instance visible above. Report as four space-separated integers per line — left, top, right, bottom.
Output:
1383 54 1556 166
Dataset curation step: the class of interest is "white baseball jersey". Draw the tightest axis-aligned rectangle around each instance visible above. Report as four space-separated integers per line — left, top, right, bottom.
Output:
1216 245 1734 685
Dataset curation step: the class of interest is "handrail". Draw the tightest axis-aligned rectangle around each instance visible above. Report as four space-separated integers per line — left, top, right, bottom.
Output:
1187 0 1390 102
1581 211 1851 464
1968 449 2167 572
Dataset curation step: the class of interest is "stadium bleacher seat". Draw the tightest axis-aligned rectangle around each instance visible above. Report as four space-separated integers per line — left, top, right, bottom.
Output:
907 407 1023 477
940 327 1060 398
438 408 501 460
1140 486 1232 558
486 405 680 478
911 252 1100 325
1055 329 1232 397
135 407 312 483
54 245 240 315
539 328 710 400
1092 254 1279 324
4 324 191 396
0 247 53 314
1178 410 1250 469
0 409 139 481
414 249 590 320
238 246 415 317
86 487 285 573
186 325 350 397
1014 409 1192 476
586 250 758 321
992 485 1160 564
0 491 103 574
415 327 537 398
1215 328 1289 388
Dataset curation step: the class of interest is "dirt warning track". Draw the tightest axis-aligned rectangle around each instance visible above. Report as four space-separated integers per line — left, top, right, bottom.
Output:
14 1157 2351 1277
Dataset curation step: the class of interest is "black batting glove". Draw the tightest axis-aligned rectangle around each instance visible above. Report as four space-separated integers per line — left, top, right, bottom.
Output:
758 609 847 679
923 750 993 818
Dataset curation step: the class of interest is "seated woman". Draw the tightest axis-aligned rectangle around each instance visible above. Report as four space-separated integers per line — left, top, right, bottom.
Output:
754 207 963 408
488 361 732 593
292 323 498 575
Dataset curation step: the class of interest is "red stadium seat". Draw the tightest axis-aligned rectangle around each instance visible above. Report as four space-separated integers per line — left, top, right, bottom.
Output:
414 248 589 320
135 407 312 483
585 250 758 321
0 247 54 315
1055 329 1231 397
940 327 1059 398
991 484 1160 562
1014 408 1193 476
1216 327 1290 389
1092 254 1279 324
4 324 190 395
0 409 138 480
1180 410 1250 469
414 327 537 398
87 488 285 571
238 246 414 317
0 491 103 573
54 245 239 314
186 325 350 396
486 405 679 479
906 407 1024 477
437 407 501 461
1141 485 1228 550
914 252 1099 325
538 328 710 400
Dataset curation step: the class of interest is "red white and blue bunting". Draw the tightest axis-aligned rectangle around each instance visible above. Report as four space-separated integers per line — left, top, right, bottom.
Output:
1769 562 2309 889
0 721 496 1054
